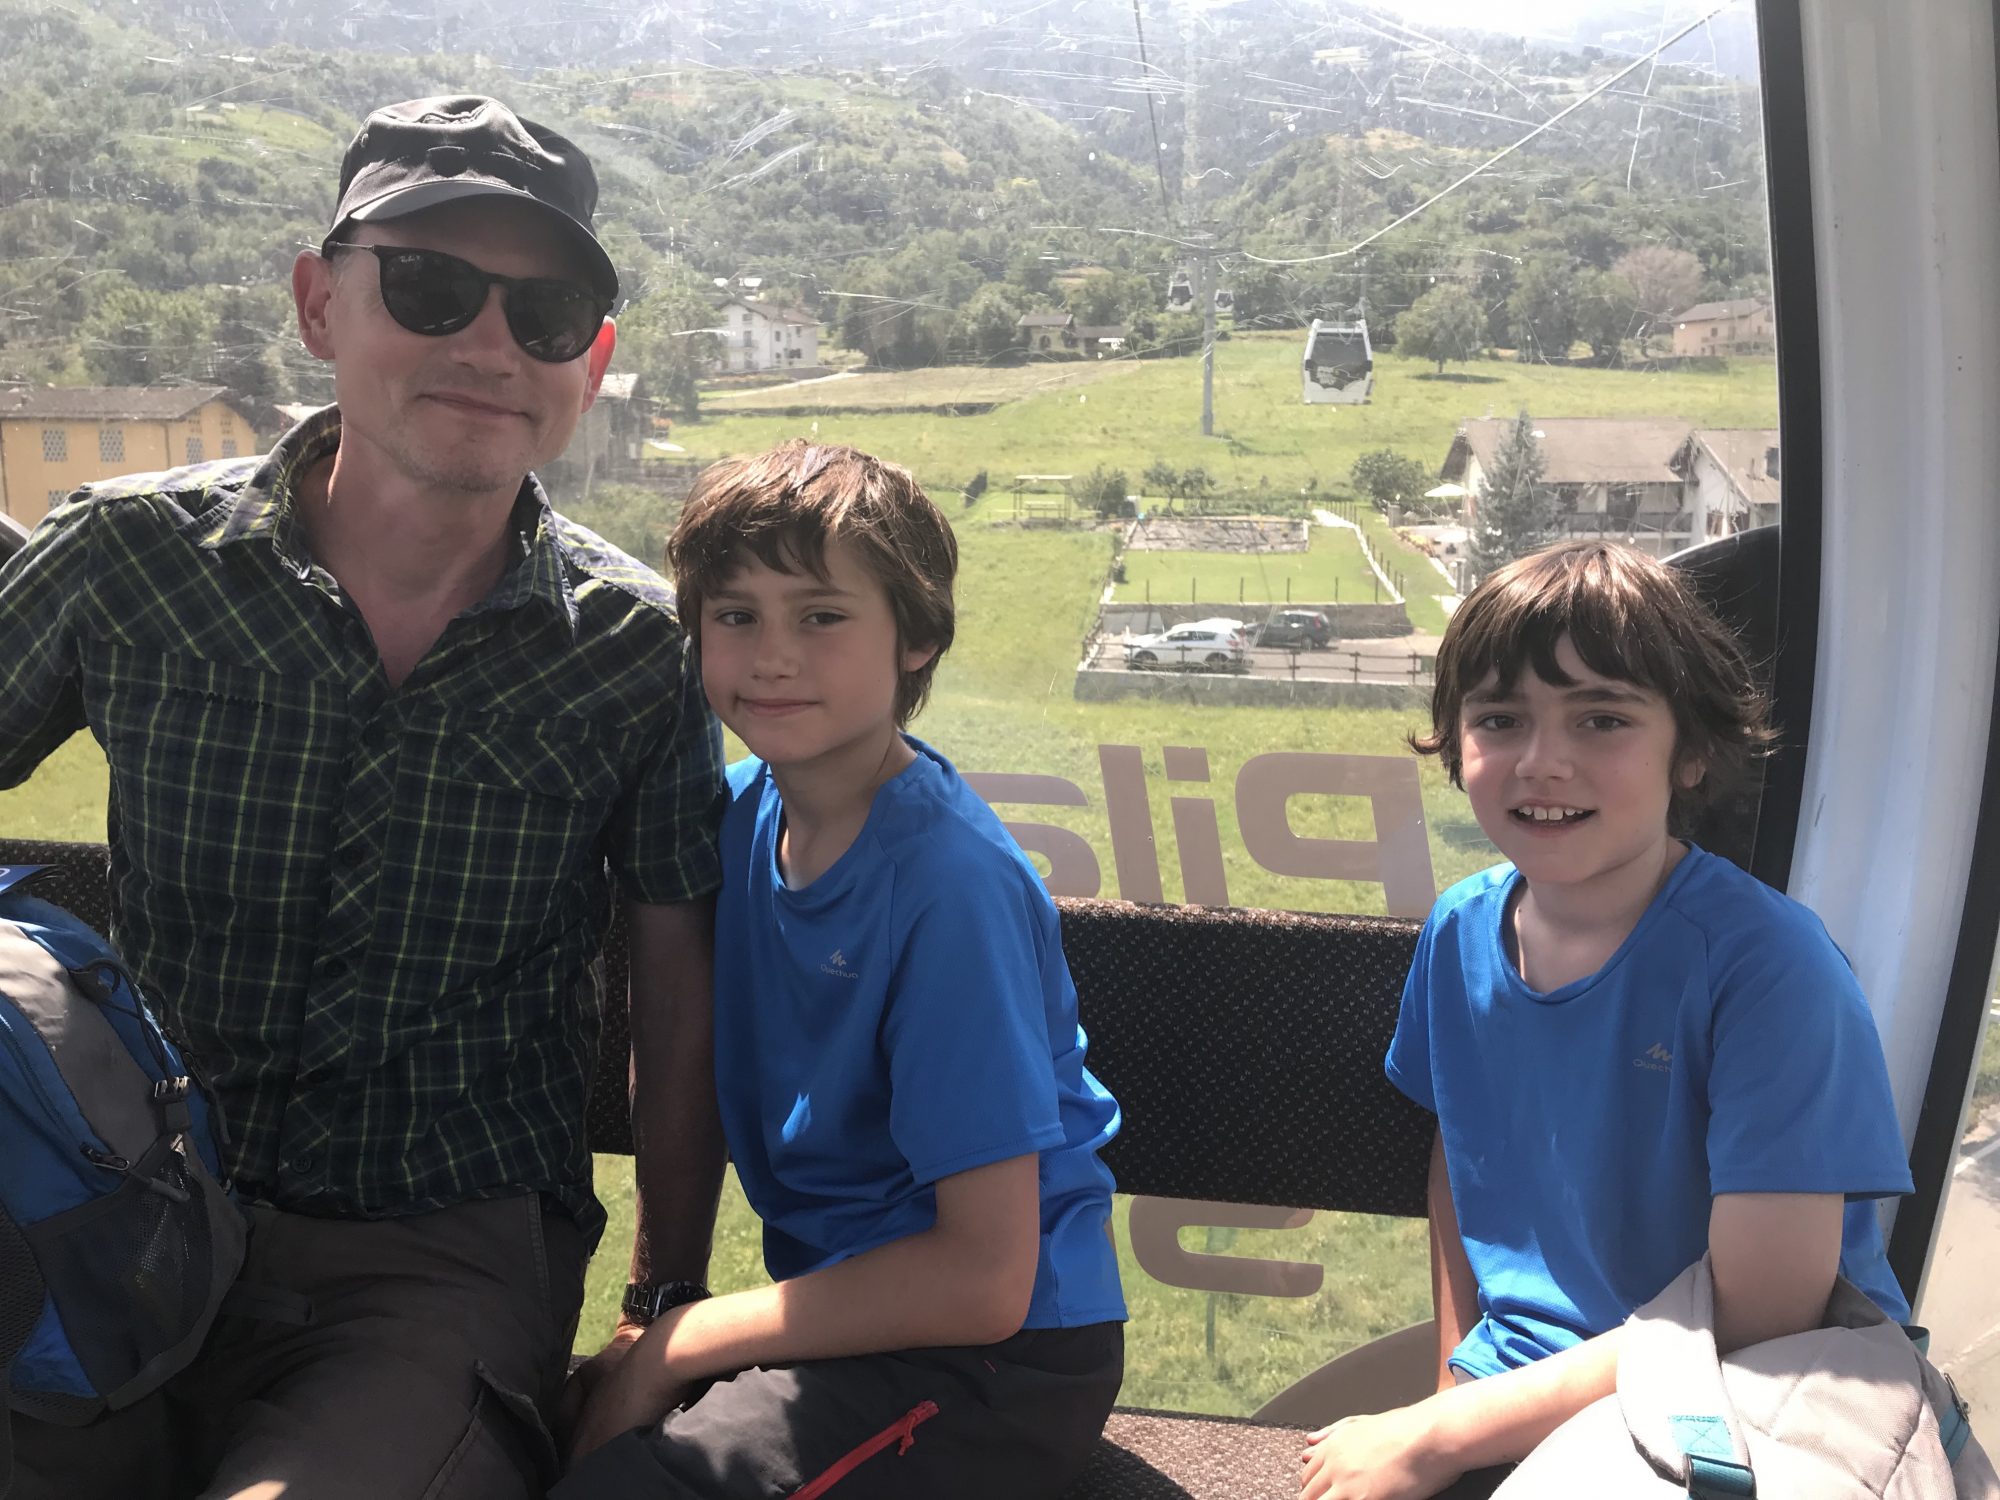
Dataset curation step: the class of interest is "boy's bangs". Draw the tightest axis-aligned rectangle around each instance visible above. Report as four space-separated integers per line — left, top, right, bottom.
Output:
1470 566 1671 703
682 493 840 603
730 519 835 587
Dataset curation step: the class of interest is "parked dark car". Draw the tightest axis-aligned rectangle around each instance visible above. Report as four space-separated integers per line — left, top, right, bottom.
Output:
1251 609 1332 649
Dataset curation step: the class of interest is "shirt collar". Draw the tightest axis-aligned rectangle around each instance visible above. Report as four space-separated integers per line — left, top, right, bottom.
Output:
200 405 580 636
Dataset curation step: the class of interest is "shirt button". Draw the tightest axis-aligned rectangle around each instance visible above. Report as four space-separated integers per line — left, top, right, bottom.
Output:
318 957 349 979
339 843 369 869
288 1153 316 1174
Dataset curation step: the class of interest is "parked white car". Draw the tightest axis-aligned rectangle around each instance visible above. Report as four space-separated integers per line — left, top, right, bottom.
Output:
1122 621 1250 672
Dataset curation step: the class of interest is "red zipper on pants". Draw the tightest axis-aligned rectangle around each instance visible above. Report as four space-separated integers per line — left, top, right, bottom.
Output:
788 1400 940 1500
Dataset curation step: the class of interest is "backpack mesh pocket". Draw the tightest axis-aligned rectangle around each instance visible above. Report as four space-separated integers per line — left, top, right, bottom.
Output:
24 1142 214 1398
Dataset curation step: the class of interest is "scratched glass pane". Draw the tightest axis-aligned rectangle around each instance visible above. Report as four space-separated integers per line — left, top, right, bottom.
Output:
0 0 1778 1416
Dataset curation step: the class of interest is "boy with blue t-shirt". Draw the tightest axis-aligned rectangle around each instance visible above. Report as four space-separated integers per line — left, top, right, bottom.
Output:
1300 541 1913 1500
560 441 1125 1499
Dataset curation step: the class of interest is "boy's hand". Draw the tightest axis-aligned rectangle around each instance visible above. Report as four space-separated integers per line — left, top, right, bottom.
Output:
1299 1401 1460 1500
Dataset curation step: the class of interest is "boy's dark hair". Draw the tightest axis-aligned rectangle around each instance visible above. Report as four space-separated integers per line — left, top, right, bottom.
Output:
668 440 957 725
1411 540 1775 834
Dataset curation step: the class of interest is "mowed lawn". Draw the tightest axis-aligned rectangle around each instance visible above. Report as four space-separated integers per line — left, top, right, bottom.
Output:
705 359 1145 412
672 335 1780 501
1113 524 1385 607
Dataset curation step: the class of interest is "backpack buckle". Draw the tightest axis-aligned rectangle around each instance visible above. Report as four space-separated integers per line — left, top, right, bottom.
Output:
152 1077 193 1135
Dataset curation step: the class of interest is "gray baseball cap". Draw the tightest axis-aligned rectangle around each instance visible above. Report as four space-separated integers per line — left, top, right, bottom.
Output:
326 95 618 301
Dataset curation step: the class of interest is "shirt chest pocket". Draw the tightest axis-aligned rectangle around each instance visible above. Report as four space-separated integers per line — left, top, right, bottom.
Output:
390 713 633 941
88 643 341 915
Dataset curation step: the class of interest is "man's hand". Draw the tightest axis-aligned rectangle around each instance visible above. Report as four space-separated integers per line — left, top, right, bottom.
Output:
1299 1401 1460 1500
563 1316 694 1465
558 1319 649 1455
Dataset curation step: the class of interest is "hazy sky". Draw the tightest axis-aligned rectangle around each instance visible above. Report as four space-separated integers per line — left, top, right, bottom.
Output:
1354 0 1754 72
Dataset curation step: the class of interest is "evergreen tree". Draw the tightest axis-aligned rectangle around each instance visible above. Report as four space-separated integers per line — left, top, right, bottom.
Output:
1470 412 1560 581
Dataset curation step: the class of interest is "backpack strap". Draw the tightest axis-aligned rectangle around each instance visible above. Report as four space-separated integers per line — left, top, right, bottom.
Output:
0 1206 47 1498
1907 1329 1976 1467
0 866 46 899
1686 1455 1758 1498
1940 1389 1973 1467
1619 1258 1759 1496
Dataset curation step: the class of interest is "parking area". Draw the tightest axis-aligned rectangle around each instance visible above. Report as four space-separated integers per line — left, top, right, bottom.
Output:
1084 633 1442 685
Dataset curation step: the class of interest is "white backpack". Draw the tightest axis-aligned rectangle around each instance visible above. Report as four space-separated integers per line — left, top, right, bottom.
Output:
1496 1256 1998 1499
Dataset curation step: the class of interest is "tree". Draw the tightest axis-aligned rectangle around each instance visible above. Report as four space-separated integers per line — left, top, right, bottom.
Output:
1507 257 1578 363
1068 466 1129 519
1573 269 1640 364
1350 449 1432 515
960 283 1031 359
1612 246 1703 348
1394 284 1484 375
1063 270 1127 328
1141 460 1179 506
208 286 290 408
81 286 215 385
1469 412 1561 580
1172 465 1216 511
616 272 720 420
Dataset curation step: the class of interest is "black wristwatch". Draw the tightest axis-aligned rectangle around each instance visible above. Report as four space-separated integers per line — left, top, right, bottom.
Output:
622 1280 711 1326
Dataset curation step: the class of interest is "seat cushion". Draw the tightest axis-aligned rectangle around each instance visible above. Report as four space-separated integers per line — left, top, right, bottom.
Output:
1061 1408 1311 1499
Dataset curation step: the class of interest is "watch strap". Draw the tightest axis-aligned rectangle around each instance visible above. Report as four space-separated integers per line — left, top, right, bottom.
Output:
622 1279 710 1325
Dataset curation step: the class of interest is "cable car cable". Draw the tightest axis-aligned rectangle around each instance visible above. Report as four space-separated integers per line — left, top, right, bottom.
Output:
1127 0 1174 230
1241 3 1731 268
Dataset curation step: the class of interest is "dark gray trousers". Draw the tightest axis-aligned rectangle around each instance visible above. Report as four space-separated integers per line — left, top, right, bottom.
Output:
554 1323 1124 1500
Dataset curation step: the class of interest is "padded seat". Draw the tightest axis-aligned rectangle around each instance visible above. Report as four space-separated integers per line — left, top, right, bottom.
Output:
1064 1409 1311 1498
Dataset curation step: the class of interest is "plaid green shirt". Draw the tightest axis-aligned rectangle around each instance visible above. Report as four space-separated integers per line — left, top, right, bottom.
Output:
0 409 723 1229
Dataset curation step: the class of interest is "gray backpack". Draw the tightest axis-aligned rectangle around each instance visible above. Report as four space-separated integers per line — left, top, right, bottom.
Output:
1497 1256 1998 1499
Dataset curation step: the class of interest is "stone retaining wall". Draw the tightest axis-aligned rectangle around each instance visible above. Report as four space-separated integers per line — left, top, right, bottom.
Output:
1073 668 1428 709
1124 517 1309 553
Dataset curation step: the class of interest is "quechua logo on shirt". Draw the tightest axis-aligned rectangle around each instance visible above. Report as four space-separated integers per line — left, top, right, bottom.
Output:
819 949 859 980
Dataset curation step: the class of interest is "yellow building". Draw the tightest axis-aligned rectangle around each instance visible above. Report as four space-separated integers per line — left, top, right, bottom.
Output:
1669 299 1775 357
0 386 257 528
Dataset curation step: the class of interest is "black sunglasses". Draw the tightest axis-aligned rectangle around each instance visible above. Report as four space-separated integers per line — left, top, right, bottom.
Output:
325 242 610 364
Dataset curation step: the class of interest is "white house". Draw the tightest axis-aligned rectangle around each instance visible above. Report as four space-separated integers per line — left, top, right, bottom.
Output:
1673 429 1781 539
1440 418 1781 556
716 297 820 374
1443 418 1691 542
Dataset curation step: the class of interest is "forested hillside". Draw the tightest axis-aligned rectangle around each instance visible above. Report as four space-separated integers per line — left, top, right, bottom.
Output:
0 0 1771 401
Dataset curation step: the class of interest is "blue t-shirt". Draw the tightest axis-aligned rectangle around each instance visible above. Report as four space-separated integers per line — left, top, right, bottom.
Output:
1386 845 1913 1379
713 740 1127 1330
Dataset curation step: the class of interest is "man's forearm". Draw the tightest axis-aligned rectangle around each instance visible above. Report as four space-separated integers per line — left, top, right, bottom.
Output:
625 895 725 1288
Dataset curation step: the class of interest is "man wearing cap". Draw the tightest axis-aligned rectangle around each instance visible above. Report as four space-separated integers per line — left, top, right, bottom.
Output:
0 97 725 1499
